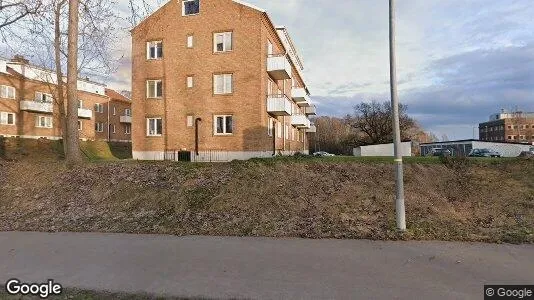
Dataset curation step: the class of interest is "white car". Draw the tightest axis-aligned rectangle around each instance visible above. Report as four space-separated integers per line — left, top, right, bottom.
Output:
313 151 335 157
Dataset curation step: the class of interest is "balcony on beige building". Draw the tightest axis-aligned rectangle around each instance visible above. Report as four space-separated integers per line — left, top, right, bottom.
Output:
267 95 292 116
304 106 317 115
267 54 292 80
291 114 311 129
19 100 53 114
120 115 132 123
78 108 92 119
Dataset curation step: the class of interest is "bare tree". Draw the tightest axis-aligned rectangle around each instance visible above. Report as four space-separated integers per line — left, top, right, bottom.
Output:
0 0 42 29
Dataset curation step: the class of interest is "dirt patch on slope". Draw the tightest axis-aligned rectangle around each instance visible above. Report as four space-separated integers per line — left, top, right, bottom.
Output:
0 159 532 243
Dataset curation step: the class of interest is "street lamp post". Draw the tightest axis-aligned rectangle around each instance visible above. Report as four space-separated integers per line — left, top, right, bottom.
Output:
389 0 406 231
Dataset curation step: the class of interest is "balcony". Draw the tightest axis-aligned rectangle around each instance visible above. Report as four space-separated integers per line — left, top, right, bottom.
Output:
20 100 53 114
120 115 132 123
267 95 292 116
306 125 317 133
291 87 311 106
291 115 311 129
304 106 317 115
78 108 92 119
267 54 292 80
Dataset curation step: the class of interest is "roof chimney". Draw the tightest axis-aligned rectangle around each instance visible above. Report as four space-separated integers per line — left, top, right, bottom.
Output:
10 55 29 65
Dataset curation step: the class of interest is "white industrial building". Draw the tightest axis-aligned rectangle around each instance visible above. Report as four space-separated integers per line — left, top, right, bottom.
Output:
353 142 412 157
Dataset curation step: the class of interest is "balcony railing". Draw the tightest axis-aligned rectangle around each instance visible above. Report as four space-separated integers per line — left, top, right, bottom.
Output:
120 115 132 123
304 106 317 115
78 108 92 119
267 95 292 116
20 100 53 114
291 115 311 129
306 125 317 133
267 54 292 80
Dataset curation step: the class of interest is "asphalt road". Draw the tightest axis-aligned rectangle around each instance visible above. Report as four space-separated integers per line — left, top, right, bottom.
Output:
0 232 532 299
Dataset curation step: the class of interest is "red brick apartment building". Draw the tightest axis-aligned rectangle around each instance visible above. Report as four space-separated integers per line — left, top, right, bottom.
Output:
0 56 131 142
131 0 317 161
479 111 534 144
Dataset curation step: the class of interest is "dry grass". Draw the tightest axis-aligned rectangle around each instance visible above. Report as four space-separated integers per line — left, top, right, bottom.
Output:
0 155 533 243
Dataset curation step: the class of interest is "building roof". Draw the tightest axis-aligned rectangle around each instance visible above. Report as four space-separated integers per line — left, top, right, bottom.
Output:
105 88 131 103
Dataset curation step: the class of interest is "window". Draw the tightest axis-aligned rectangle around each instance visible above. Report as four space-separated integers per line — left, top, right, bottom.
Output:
78 100 83 109
0 85 15 99
113 106 116 115
125 108 131 116
95 122 104 132
187 35 194 48
214 32 232 52
111 124 116 134
0 112 15 125
187 76 194 88
297 130 300 142
78 120 82 131
508 125 512 129
94 103 104 113
125 124 131 134
267 118 274 136
35 116 52 128
277 122 282 138
213 74 232 94
147 41 163 59
214 115 233 135
147 118 162 136
520 135 526 140
285 125 289 140
182 0 199 16
147 80 163 98
35 92 53 103
187 115 194 127
267 40 273 56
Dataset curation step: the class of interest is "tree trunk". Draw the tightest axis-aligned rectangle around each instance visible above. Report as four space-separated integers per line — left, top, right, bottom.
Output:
65 0 82 167
54 0 67 157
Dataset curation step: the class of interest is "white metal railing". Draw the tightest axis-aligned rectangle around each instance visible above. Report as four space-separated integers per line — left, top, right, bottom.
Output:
120 115 132 123
304 106 317 115
77 108 92 119
267 54 292 80
291 115 311 129
267 95 292 116
20 100 53 113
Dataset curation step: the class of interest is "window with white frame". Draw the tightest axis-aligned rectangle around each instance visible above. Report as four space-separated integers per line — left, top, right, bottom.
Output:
113 106 116 115
182 0 199 16
0 85 15 99
277 122 282 138
125 108 131 116
187 76 194 88
78 120 82 131
35 116 53 128
146 41 163 59
94 103 104 113
187 115 194 127
78 99 83 108
95 122 104 132
213 74 232 94
214 32 232 52
187 35 194 48
214 115 233 135
125 124 131 134
35 91 53 103
0 112 15 125
147 80 163 98
111 124 116 133
147 118 162 136
267 118 274 136
285 125 289 140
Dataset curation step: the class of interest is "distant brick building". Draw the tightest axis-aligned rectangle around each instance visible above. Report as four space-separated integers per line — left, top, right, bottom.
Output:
479 111 534 144
130 0 316 161
0 55 131 142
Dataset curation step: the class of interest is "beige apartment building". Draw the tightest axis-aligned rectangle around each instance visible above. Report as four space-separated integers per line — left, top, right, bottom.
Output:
131 0 316 161
0 56 131 142
479 111 534 144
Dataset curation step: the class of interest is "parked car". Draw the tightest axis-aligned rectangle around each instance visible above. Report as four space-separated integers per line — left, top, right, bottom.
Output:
518 147 534 157
313 151 335 157
468 148 501 157
428 148 452 157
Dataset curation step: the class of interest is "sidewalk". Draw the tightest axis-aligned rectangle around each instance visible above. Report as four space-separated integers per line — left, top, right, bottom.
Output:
0 232 533 299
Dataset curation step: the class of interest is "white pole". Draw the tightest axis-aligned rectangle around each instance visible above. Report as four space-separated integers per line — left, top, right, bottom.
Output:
389 0 406 231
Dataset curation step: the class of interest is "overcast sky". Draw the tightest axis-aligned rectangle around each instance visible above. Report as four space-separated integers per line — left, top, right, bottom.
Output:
3 0 533 140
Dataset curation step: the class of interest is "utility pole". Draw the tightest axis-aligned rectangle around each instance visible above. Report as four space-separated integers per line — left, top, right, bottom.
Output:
389 0 406 231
